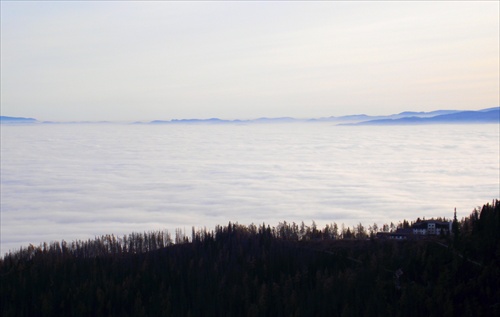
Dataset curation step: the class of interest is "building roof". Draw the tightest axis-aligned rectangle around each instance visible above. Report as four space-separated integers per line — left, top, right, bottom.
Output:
412 220 450 229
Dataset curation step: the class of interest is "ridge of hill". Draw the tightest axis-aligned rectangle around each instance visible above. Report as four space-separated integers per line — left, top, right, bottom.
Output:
352 108 500 125
2 107 498 125
0 116 38 123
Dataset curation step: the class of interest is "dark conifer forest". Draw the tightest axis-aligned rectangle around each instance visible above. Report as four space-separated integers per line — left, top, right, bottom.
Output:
1 200 499 317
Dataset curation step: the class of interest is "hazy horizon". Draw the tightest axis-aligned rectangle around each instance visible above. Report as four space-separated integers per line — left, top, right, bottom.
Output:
2 106 498 123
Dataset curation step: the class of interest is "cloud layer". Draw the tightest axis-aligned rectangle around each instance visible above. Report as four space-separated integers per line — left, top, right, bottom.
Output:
1 123 499 254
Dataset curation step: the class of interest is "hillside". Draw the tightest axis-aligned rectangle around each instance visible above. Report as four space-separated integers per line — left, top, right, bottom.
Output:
1 200 498 317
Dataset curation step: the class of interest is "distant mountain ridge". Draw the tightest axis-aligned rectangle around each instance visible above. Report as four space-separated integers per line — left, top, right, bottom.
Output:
2 107 499 125
351 108 500 125
0 116 38 123
149 117 299 125
149 108 498 125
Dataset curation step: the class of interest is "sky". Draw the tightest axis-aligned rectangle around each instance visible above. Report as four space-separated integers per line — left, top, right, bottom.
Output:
1 1 499 122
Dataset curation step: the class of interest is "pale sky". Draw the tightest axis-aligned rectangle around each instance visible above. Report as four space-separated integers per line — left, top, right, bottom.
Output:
1 1 499 121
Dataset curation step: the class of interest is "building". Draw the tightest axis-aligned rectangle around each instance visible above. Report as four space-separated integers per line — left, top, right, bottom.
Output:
377 220 452 240
411 220 451 236
376 228 414 240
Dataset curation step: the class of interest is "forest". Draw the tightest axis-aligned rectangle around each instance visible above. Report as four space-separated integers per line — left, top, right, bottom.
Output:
1 200 499 317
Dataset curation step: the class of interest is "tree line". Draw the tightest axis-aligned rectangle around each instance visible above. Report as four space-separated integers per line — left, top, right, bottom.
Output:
2 215 454 262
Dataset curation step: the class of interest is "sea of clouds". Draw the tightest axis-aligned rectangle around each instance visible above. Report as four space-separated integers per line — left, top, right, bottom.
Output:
1 123 499 255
